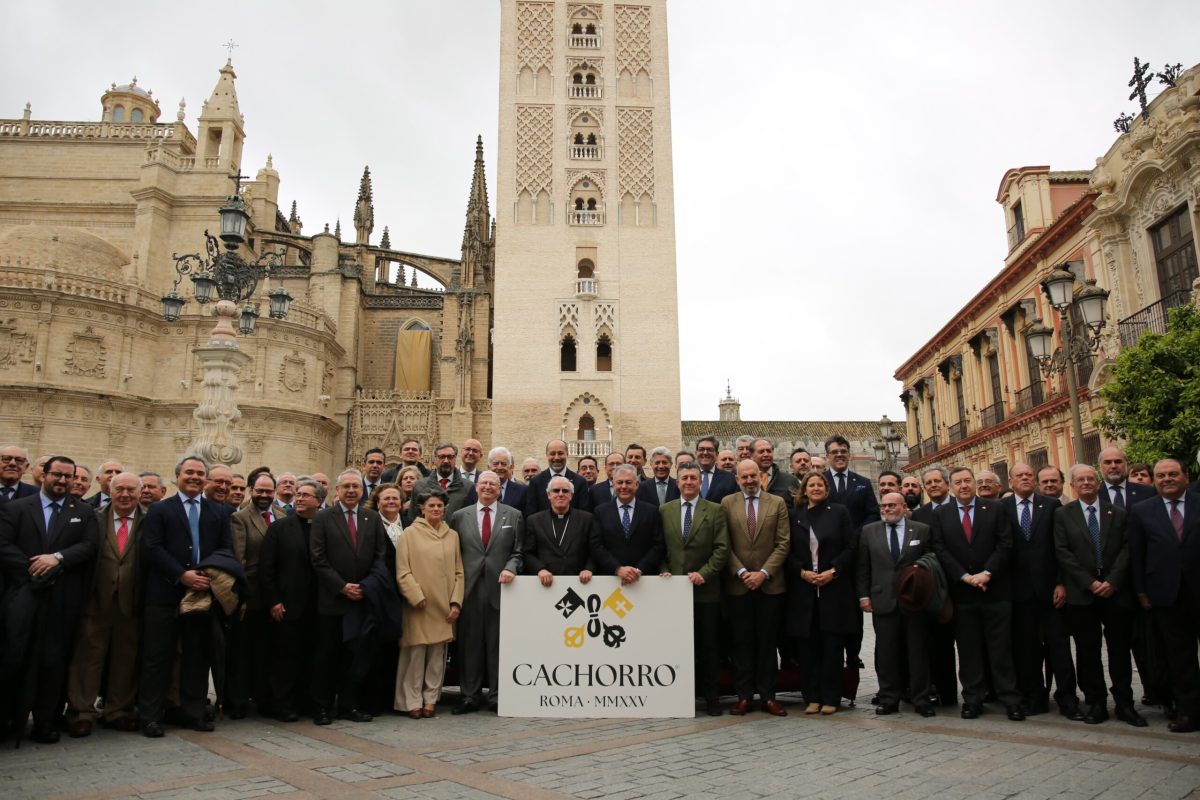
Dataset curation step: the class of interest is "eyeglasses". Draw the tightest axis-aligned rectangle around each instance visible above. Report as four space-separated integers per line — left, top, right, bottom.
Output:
0 455 28 464
47 471 75 481
549 488 572 494
827 449 849 455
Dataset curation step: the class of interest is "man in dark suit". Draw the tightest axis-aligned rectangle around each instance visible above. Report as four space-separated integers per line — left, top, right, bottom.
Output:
660 462 729 716
637 447 679 506
912 465 957 706
1054 464 1146 726
362 448 387 499
1099 447 1157 510
488 446 527 510
459 439 484 484
450 471 523 713
309 468 388 725
588 451 625 508
590 465 665 582
138 455 234 737
259 477 322 722
754 439 799 510
1128 458 1200 732
381 438 430 482
0 445 37 505
65 471 144 736
576 455 599 488
526 439 590 516
722 459 790 716
524 476 595 585
0 455 99 743
824 434 880 671
227 473 278 718
858 492 934 717
1003 463 1080 718
416 443 478 516
932 466 1024 721
85 459 124 509
625 444 649 481
694 436 738 504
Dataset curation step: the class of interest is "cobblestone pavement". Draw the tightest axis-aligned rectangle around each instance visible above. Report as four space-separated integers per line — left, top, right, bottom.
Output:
2 638 1199 800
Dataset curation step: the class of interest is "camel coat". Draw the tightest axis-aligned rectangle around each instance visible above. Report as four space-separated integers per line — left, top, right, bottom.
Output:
395 517 465 647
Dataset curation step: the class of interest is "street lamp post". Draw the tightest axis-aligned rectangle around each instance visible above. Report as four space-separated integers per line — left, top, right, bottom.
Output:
161 188 292 467
873 414 903 471
1024 266 1109 459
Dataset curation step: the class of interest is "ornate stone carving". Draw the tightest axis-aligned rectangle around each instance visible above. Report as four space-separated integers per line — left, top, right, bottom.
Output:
321 362 334 396
565 168 607 200
64 326 106 377
516 1 555 72
515 105 554 198
435 398 455 414
0 318 34 366
614 4 652 75
245 435 264 454
279 350 308 393
617 107 655 201
594 302 615 336
560 302 580 337
471 399 493 414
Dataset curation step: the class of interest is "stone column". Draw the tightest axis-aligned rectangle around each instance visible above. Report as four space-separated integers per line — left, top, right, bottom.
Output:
190 300 251 466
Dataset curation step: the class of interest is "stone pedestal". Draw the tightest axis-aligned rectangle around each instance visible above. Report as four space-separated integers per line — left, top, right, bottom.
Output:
190 300 251 466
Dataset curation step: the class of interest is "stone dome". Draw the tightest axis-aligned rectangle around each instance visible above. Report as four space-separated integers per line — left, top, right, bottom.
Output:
0 226 128 272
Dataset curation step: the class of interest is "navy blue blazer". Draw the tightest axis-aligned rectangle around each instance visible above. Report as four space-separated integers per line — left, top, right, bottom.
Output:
699 468 738 504
0 482 37 505
1128 490 1200 608
590 498 665 576
1099 481 1156 509
589 480 616 509
1002 492 1062 603
825 469 881 530
499 480 527 510
636 476 679 506
140 493 234 605
931 498 1012 604
525 468 591 516
0 492 99 614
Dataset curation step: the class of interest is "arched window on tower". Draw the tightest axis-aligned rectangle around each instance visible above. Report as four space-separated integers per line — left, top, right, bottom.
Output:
585 73 596 85
113 105 125 122
572 23 583 33
577 413 596 441
586 198 597 211
130 109 143 123
573 72 584 85
577 259 594 279
596 335 613 372
560 335 577 372
574 132 584 145
574 197 585 211
585 23 596 34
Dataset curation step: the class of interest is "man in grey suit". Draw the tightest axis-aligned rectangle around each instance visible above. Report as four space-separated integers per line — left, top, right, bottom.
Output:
858 492 934 717
450 470 523 714
416 443 477 516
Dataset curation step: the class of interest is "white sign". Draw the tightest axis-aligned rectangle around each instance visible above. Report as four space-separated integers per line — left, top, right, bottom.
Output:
498 576 695 718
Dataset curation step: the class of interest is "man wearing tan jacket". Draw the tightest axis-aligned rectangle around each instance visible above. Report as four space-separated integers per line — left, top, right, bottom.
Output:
722 459 790 716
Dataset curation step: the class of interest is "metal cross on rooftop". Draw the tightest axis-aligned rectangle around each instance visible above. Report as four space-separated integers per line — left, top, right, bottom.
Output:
222 39 239 60
1128 57 1153 120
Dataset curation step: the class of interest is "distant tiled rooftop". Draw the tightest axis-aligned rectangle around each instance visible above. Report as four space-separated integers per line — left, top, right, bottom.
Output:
681 420 881 440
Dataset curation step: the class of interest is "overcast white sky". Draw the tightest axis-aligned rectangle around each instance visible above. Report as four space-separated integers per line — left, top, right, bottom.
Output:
3 1 1197 422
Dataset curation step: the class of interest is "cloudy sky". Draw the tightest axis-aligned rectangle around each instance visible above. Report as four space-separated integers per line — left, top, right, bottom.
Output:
3 1 1197 422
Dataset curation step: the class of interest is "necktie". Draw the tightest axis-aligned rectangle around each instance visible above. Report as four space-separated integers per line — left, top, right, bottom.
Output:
187 498 200 561
366 483 375 497
1020 500 1032 541
746 496 757 541
481 506 492 550
346 508 358 548
889 523 900 562
440 477 449 490
47 501 61 543
1086 506 1102 569
117 516 130 556
682 501 693 543
620 505 632 540
262 510 272 527
1 486 12 501
961 504 973 543
759 471 770 492
283 503 293 513
1112 485 1125 509
1170 500 1184 541
701 471 711 498
657 481 667 504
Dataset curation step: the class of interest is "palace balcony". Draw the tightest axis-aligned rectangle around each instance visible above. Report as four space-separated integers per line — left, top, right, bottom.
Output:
567 439 612 458
1118 288 1191 348
570 144 602 160
568 84 602 99
569 34 601 49
569 210 604 226
576 278 598 298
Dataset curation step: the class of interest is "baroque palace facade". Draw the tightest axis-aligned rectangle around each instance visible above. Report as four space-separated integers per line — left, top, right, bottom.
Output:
0 63 495 476
897 62 1200 481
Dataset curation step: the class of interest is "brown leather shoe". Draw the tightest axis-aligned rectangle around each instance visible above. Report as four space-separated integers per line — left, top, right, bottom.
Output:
764 700 788 717
406 709 422 719
108 717 140 732
729 699 750 716
421 706 436 718
67 720 92 738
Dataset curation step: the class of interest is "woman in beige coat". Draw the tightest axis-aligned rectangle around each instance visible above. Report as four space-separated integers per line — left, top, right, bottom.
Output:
394 488 464 718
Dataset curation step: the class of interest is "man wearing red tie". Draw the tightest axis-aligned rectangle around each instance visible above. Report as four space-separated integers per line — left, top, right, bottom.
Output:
309 468 387 725
65 471 144 736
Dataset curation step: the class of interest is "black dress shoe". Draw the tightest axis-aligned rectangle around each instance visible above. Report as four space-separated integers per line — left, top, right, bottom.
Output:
194 719 215 732
276 711 299 723
452 700 480 715
1024 698 1050 716
142 721 164 738
1164 701 1179 721
705 700 722 717
29 728 60 744
1006 705 1026 721
1167 715 1197 733
1059 703 1086 721
340 709 372 723
870 694 881 705
961 704 982 719
915 704 936 718
875 704 900 716
1083 704 1109 724
1115 705 1148 728
313 710 333 726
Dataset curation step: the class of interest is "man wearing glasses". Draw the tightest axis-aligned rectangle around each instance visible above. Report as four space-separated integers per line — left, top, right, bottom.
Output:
0 446 37 505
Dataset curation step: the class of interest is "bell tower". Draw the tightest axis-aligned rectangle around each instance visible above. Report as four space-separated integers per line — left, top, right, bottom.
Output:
493 0 681 460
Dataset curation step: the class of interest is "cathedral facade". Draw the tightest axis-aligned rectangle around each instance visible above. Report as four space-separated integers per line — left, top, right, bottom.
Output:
0 63 494 476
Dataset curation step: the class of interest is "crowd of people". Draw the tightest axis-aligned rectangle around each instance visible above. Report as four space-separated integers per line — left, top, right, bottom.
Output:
0 433 1197 745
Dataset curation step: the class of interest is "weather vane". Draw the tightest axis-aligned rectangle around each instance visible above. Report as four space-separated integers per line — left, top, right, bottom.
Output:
222 39 238 60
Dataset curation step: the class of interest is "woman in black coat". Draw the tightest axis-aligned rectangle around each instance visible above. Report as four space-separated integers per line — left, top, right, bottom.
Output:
785 470 858 715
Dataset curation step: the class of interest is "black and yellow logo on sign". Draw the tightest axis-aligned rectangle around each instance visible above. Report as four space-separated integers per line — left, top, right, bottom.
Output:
555 587 634 649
